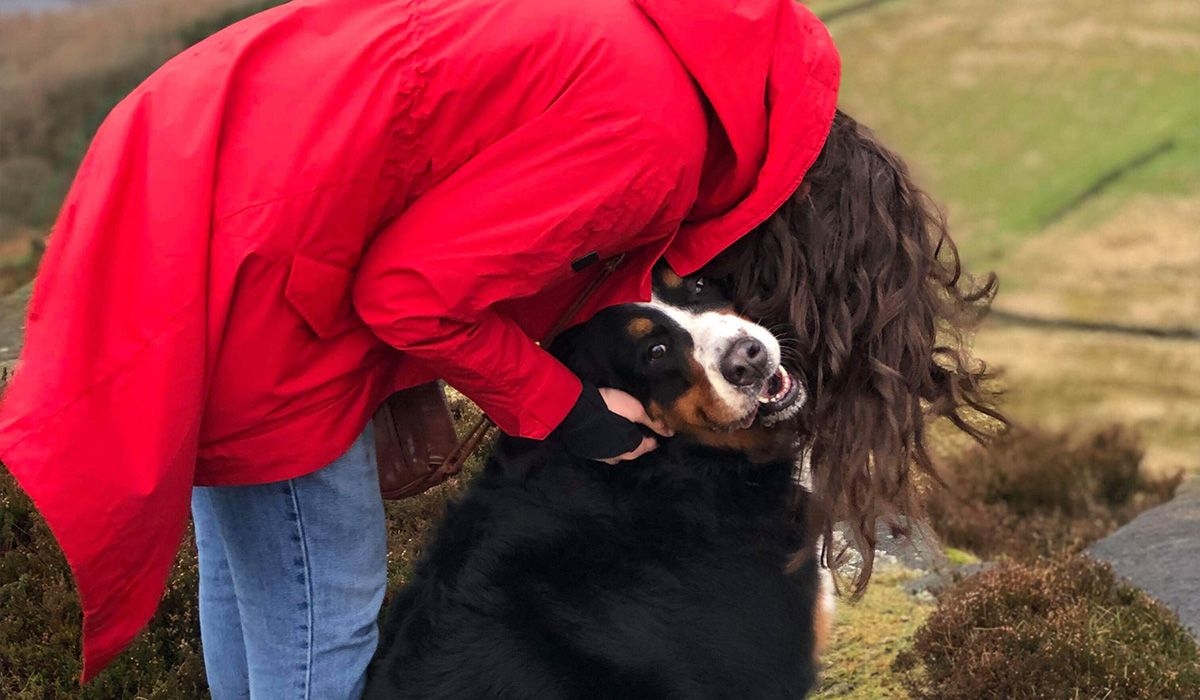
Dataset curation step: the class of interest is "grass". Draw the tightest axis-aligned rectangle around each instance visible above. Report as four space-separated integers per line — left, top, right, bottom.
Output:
813 567 933 700
819 0 1200 264
942 547 978 566
989 193 1200 329
973 325 1200 476
813 0 1200 478
972 188 1200 479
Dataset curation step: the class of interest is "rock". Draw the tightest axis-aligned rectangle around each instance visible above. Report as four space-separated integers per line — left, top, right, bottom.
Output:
830 516 955 582
902 561 996 596
1088 478 1200 641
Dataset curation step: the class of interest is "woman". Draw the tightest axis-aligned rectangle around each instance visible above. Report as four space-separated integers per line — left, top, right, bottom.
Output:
0 0 996 696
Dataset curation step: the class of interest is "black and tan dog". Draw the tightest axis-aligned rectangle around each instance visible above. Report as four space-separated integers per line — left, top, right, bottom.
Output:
366 285 831 699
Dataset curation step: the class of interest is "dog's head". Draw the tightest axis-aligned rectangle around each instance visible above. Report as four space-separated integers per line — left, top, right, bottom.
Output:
549 298 806 462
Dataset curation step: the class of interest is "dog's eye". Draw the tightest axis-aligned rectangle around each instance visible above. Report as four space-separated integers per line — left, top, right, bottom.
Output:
691 277 705 297
648 343 668 361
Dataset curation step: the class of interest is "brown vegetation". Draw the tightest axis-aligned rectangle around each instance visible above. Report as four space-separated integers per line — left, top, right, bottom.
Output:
894 557 1200 699
925 423 1180 559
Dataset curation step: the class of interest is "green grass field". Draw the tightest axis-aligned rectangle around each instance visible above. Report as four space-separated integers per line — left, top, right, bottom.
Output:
815 0 1200 256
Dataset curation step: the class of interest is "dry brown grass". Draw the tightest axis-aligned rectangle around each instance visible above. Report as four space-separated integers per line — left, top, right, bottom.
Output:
974 323 1200 476
0 0 247 157
925 424 1179 560
994 193 1200 329
0 0 273 258
973 192 1200 480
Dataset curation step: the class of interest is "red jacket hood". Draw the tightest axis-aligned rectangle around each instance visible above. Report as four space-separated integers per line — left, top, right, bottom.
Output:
634 0 841 274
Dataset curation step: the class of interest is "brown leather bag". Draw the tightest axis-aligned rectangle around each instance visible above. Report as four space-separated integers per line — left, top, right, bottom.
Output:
373 382 493 499
373 252 623 500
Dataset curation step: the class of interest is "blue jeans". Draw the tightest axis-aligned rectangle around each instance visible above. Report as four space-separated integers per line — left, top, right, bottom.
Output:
192 428 386 700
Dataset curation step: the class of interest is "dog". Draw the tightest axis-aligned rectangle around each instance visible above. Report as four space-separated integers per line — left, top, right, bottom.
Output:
366 283 832 699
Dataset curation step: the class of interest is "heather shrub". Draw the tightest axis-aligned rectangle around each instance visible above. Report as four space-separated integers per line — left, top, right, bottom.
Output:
1 455 483 696
925 424 1179 558
894 556 1200 699
0 469 206 699
0 389 487 696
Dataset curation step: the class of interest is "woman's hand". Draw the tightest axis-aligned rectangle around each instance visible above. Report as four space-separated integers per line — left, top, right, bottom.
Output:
595 387 674 464
546 383 675 464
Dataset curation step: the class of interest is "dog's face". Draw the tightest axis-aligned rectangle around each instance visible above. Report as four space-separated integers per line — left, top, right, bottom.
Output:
550 301 806 461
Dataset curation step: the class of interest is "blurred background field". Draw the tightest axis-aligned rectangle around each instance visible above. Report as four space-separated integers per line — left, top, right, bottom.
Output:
806 0 1200 477
1 0 1198 697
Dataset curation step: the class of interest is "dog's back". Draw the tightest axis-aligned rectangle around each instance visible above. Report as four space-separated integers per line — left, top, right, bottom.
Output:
367 437 819 700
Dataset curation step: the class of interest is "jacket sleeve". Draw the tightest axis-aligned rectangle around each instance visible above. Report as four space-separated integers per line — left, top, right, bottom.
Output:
353 116 695 439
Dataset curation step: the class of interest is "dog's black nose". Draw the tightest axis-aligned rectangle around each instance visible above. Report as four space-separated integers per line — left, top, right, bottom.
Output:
720 337 770 386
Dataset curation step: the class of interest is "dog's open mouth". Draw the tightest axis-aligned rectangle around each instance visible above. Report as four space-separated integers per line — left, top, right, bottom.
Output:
756 367 803 426
715 367 804 432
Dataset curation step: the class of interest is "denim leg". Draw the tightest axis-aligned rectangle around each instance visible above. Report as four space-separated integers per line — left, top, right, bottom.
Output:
192 429 386 700
193 488 251 700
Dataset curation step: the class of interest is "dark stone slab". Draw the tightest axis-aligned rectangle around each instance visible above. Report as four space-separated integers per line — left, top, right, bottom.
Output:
1089 478 1200 641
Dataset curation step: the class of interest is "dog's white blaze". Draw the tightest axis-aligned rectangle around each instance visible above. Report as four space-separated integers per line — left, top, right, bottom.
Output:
818 565 836 617
793 447 814 491
815 563 837 656
642 298 781 413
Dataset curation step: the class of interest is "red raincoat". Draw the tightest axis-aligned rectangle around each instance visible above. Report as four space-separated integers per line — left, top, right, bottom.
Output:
0 0 838 681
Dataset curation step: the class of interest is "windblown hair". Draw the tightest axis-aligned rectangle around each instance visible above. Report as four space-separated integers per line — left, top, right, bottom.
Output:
703 110 1006 593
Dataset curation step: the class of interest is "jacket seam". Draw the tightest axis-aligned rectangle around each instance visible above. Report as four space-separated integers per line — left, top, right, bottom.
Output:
288 480 316 699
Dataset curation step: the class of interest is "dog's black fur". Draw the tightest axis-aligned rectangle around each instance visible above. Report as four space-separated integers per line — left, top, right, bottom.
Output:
366 303 820 700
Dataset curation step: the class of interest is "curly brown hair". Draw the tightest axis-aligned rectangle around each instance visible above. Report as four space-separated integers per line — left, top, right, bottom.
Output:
703 110 1006 593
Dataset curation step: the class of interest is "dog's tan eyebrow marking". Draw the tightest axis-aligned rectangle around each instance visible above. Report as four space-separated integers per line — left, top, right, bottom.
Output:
627 317 655 339
659 268 684 288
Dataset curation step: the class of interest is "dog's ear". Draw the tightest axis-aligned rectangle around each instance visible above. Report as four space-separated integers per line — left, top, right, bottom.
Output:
547 326 597 381
652 260 732 310
547 324 610 386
